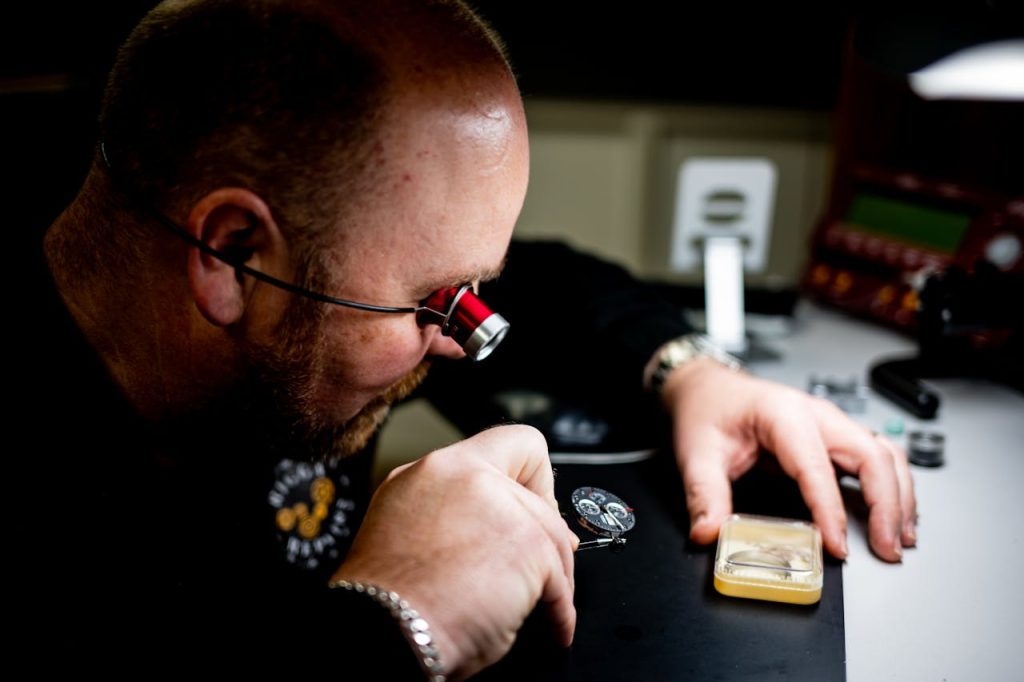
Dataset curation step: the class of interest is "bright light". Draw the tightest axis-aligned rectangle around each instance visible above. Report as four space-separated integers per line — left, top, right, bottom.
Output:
910 39 1024 100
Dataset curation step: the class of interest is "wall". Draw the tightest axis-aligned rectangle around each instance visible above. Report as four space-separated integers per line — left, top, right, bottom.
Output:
517 99 834 285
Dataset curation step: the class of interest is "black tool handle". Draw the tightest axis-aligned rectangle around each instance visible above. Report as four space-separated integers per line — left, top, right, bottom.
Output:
869 358 940 419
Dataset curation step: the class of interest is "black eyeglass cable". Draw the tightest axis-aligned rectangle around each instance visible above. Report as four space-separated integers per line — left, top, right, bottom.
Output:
99 142 420 315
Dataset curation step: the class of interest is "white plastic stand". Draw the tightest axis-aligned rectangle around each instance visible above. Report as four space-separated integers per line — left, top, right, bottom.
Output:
703 236 748 354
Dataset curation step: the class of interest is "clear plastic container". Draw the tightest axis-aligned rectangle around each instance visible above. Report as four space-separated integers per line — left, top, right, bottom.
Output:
713 513 823 605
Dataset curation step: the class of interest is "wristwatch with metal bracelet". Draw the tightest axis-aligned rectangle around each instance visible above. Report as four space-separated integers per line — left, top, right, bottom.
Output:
643 333 743 395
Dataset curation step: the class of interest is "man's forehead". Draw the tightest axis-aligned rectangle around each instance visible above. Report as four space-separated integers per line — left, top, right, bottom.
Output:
320 73 526 301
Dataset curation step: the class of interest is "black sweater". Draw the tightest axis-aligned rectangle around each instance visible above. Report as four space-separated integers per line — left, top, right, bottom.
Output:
11 237 689 674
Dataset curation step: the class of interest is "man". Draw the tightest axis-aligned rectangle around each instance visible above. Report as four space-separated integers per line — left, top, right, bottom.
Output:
18 0 915 677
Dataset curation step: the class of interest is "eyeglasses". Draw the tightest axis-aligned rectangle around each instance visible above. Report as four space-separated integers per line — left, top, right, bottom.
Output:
99 143 510 360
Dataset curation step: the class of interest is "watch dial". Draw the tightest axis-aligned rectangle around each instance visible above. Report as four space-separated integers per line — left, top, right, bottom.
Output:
571 486 636 537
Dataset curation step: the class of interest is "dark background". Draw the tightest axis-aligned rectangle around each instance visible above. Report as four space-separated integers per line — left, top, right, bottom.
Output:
0 1 857 253
4 1 1021 259
2 2 858 108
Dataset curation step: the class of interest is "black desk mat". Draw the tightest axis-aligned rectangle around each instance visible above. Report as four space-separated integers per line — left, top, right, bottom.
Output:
475 453 846 681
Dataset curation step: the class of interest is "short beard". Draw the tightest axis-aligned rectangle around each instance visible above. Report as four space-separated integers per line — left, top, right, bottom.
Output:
329 360 430 457
228 261 432 463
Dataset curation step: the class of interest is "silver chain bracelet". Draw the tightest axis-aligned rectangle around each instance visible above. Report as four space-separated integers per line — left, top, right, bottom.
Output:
329 579 446 682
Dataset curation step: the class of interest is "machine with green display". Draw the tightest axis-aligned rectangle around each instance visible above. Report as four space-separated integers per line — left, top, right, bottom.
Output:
804 165 1022 331
804 165 1023 417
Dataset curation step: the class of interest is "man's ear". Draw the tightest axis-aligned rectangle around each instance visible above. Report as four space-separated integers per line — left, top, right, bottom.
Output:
186 188 286 327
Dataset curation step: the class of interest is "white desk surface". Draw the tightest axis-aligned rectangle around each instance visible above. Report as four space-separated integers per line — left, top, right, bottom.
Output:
747 301 1024 682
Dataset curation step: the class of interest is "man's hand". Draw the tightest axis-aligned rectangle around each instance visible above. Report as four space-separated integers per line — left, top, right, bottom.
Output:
332 425 578 680
662 358 917 562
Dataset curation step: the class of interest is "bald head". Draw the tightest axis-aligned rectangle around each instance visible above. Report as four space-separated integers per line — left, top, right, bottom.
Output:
98 0 515 255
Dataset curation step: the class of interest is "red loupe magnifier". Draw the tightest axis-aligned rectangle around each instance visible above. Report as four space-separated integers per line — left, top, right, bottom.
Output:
418 285 509 361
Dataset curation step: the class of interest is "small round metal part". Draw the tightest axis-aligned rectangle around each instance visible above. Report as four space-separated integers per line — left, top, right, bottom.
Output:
571 486 636 537
908 430 945 467
605 502 628 519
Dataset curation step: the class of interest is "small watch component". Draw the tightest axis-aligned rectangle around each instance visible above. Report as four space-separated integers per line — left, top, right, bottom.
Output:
908 430 945 467
571 486 635 551
884 417 906 436
808 374 868 414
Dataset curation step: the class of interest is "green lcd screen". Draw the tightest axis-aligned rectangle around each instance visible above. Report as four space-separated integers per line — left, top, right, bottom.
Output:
845 193 972 254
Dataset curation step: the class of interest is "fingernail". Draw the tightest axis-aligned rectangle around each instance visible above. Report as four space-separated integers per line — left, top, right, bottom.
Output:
892 538 903 561
690 513 707 530
840 535 849 558
905 524 917 546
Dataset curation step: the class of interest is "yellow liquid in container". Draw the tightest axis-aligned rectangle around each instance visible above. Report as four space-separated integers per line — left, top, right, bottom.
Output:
713 514 823 605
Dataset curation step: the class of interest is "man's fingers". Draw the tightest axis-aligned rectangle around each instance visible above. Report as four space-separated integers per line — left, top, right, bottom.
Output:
540 549 578 647
760 409 849 559
501 475 577 646
876 434 917 547
677 437 735 544
459 425 559 511
426 430 575 589
506 477 578 598
810 400 906 561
